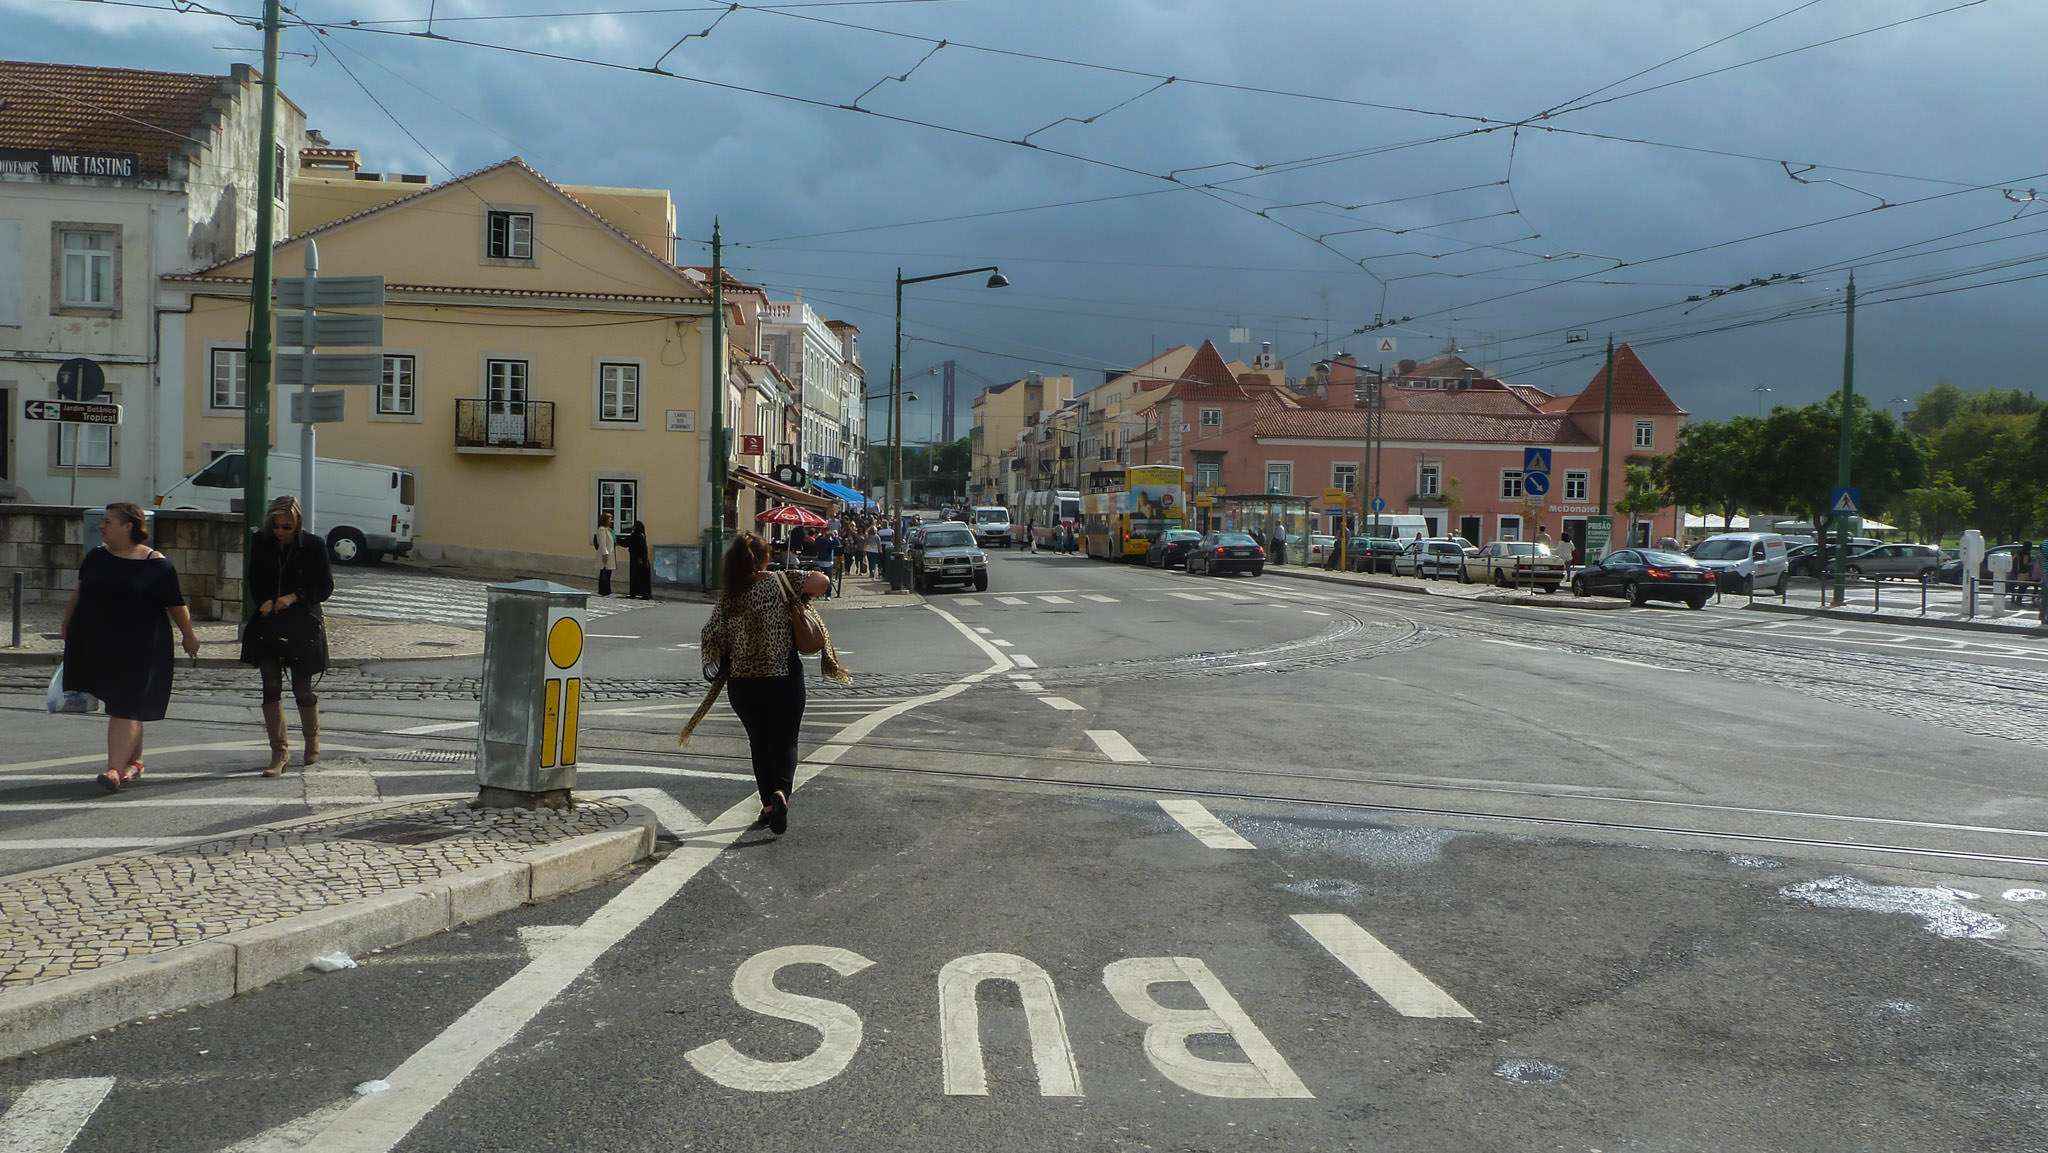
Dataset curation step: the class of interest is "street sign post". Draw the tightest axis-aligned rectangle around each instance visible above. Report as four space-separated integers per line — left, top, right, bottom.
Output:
277 313 383 348
23 399 122 425
275 352 384 386
1522 471 1550 497
54 358 106 401
289 390 347 424
275 275 387 310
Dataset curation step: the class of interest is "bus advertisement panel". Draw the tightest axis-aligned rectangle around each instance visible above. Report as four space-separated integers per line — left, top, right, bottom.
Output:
1081 465 1185 560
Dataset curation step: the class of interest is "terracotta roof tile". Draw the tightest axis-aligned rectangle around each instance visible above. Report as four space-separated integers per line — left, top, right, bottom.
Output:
0 60 240 179
1181 340 1236 386
1564 342 1688 415
1254 406 1597 446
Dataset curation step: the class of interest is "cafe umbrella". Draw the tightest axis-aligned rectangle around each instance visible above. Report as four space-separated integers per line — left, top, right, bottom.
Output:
756 504 828 528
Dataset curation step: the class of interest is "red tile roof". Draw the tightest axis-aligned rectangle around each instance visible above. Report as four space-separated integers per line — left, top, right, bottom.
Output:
1563 342 1687 415
1181 340 1237 387
0 60 242 179
1255 405 1598 446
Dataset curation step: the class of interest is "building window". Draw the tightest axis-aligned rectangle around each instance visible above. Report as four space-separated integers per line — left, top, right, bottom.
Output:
210 348 247 410
1564 470 1589 502
1333 463 1358 493
487 359 529 406
599 363 641 423
1265 461 1292 495
1193 459 1222 491
1498 515 1522 542
1199 407 1222 427
58 227 115 309
55 421 113 468
1634 420 1655 449
599 477 639 531
1418 464 1440 497
379 355 416 415
486 210 534 260
1501 470 1524 500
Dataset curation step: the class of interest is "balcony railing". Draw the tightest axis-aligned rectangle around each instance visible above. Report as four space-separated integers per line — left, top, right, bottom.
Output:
456 399 555 453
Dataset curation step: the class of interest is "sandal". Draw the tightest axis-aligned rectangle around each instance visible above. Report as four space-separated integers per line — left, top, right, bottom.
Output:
97 768 123 793
119 760 145 785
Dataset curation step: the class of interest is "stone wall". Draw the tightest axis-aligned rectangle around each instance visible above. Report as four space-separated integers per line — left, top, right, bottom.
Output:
0 505 244 620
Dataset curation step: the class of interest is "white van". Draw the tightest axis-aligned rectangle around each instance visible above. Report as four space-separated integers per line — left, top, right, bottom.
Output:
1690 532 1788 593
158 451 417 564
970 505 1013 548
1356 513 1432 541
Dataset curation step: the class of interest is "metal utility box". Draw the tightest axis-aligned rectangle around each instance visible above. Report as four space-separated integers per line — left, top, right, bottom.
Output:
476 580 588 807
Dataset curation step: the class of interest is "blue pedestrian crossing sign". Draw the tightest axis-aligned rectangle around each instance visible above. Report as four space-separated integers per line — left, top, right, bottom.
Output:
1829 487 1861 516
1523 447 1552 476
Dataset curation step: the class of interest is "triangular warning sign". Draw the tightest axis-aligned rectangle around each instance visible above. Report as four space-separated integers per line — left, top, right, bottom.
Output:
1831 491 1858 514
1377 337 1396 354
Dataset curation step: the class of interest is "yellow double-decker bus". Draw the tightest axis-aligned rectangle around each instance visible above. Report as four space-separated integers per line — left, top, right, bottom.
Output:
1080 465 1186 561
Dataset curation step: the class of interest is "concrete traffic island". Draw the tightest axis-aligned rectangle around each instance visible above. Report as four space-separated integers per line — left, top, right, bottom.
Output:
0 796 655 1062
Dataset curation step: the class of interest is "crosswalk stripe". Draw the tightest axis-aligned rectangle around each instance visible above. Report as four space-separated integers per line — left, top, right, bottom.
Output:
1040 696 1085 711
1167 592 1209 601
996 596 1028 606
953 597 982 606
1156 798 1254 849
1081 594 1118 603
0 1078 117 1153
1086 729 1147 763
1038 595 1073 604
1291 914 1476 1019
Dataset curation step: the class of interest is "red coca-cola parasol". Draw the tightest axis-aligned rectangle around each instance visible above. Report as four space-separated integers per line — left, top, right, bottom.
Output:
756 504 827 528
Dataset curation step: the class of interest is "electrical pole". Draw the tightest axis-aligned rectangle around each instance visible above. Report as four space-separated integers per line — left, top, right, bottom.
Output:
708 220 727 590
1830 274 1856 605
241 0 283 615
1597 335 1614 517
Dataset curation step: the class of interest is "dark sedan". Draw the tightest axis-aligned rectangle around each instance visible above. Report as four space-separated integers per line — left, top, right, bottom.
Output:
1339 537 1404 573
1144 529 1205 569
1571 548 1716 608
1187 531 1266 577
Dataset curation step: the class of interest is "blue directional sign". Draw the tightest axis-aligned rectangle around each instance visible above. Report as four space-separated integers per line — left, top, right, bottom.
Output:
1829 487 1861 516
1523 447 1552 476
1370 496 1386 513
1522 471 1550 497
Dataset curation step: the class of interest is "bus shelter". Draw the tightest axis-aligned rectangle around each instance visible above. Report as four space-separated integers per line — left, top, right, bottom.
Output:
1195 494 1315 546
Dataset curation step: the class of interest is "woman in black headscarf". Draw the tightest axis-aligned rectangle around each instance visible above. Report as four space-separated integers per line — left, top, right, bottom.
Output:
626 519 654 599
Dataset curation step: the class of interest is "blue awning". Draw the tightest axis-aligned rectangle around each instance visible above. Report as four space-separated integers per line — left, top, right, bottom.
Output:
810 479 875 509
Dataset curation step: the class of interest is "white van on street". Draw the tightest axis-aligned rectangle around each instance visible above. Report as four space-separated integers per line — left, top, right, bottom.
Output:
157 451 417 564
970 506 1013 548
1690 532 1788 594
1356 513 1432 541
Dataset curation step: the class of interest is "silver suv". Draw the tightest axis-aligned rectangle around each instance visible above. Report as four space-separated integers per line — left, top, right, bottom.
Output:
907 522 989 593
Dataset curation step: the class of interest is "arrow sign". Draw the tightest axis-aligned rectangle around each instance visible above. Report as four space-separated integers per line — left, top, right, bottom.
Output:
1830 487 1861 516
1522 471 1550 497
23 399 123 425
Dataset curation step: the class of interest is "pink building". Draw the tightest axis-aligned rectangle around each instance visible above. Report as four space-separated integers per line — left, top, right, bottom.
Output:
1134 341 1687 557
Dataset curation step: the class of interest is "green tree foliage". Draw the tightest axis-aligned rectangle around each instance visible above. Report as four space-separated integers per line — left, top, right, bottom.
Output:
1753 395 1924 529
1615 462 1672 542
1898 470 1975 543
1925 414 2039 539
1660 416 1762 528
1905 381 2043 437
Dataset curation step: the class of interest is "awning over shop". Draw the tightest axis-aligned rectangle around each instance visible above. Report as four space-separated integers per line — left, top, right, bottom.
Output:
810 479 875 508
730 466 833 512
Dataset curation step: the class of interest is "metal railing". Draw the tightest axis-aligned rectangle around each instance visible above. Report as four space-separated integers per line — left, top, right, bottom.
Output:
455 399 555 451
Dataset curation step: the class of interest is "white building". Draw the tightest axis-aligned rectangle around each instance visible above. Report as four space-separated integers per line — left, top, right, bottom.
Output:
759 298 864 490
0 60 305 506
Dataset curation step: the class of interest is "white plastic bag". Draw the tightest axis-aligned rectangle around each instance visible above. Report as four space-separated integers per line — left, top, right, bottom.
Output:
45 665 98 714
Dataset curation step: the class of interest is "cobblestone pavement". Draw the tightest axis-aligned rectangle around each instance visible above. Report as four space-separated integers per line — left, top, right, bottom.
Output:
0 798 635 991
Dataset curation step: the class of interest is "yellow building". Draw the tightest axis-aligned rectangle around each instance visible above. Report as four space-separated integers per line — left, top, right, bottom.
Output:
968 372 1073 505
162 156 750 578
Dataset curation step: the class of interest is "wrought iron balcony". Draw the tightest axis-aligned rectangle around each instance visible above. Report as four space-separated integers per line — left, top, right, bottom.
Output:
456 399 555 453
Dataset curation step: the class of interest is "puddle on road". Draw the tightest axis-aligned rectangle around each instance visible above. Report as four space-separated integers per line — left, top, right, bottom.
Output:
1725 854 1783 869
1780 875 2007 940
1274 877 1364 905
1495 1059 1566 1086
2003 888 2047 903
1236 816 1461 868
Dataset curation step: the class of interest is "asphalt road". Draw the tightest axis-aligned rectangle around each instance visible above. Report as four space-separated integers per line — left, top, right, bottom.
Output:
4 550 2047 1152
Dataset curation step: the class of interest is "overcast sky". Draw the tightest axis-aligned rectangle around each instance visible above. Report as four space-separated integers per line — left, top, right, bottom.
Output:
11 0 2047 432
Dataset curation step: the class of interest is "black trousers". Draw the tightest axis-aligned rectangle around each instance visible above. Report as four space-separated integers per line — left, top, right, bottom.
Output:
598 568 613 596
727 669 805 803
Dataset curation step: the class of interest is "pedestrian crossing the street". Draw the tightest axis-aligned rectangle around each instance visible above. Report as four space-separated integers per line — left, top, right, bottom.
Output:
326 568 637 628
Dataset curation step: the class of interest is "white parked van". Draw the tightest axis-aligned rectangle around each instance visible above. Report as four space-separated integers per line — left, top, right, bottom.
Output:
158 451 417 564
970 506 1013 548
1357 513 1432 540
1690 532 1788 593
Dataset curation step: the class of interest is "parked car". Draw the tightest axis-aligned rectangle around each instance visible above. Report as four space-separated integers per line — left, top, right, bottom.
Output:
1463 541 1564 592
1144 529 1205 569
1305 534 1337 564
1395 538 1470 580
1933 543 2028 585
1343 537 1404 573
1187 531 1266 577
1844 543 1943 581
1785 537 1885 578
1688 532 1789 593
906 523 989 593
1570 547 1716 608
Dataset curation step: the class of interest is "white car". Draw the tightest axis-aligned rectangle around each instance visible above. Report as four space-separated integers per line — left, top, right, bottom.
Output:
1305 535 1336 563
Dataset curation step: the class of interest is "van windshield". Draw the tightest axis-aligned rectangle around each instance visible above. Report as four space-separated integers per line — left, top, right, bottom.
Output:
974 509 1008 525
923 529 973 548
1692 539 1753 560
194 454 246 488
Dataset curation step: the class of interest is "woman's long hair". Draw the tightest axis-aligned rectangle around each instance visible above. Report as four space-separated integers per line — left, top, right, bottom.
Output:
720 531 769 610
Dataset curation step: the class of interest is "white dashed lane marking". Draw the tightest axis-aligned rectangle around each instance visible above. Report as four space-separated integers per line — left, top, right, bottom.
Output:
1292 914 1477 1019
0 1077 115 1152
1009 654 1038 668
953 597 981 606
1040 696 1085 711
1081 594 1118 603
1166 592 1209 601
996 597 1028 606
1038 595 1073 604
1156 798 1255 849
1086 730 1147 763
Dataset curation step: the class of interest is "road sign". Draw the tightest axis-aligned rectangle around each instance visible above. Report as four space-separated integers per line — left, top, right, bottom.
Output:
1322 487 1348 504
277 313 384 348
1829 487 1861 516
23 399 122 425
275 275 386 310
289 390 347 424
1522 471 1550 498
1375 337 1397 355
1584 515 1614 560
1194 495 1213 508
276 352 384 386
55 358 106 401
740 434 765 456
1370 496 1386 513
1523 447 1552 476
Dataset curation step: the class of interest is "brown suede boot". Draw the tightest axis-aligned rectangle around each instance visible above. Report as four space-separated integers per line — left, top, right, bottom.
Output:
299 703 321 765
262 701 290 776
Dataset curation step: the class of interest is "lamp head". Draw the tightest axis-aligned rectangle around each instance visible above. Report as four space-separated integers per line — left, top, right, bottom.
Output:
986 272 1010 289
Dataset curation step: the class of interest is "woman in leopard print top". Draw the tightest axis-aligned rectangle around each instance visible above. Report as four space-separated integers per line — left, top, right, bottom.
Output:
702 531 828 834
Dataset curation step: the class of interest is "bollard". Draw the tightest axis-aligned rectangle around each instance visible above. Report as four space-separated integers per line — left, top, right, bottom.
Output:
10 570 21 648
475 580 588 810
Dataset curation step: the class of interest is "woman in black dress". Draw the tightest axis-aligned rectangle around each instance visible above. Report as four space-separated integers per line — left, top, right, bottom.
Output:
625 519 653 599
60 503 202 793
241 496 333 776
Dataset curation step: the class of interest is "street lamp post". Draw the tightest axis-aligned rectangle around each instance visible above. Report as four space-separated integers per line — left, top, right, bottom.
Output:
891 265 1008 589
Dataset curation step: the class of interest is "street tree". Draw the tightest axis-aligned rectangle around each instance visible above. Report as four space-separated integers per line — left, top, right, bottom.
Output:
1926 414 2038 539
1754 396 1924 529
1898 471 1975 543
1615 462 1672 545
1661 417 1763 530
